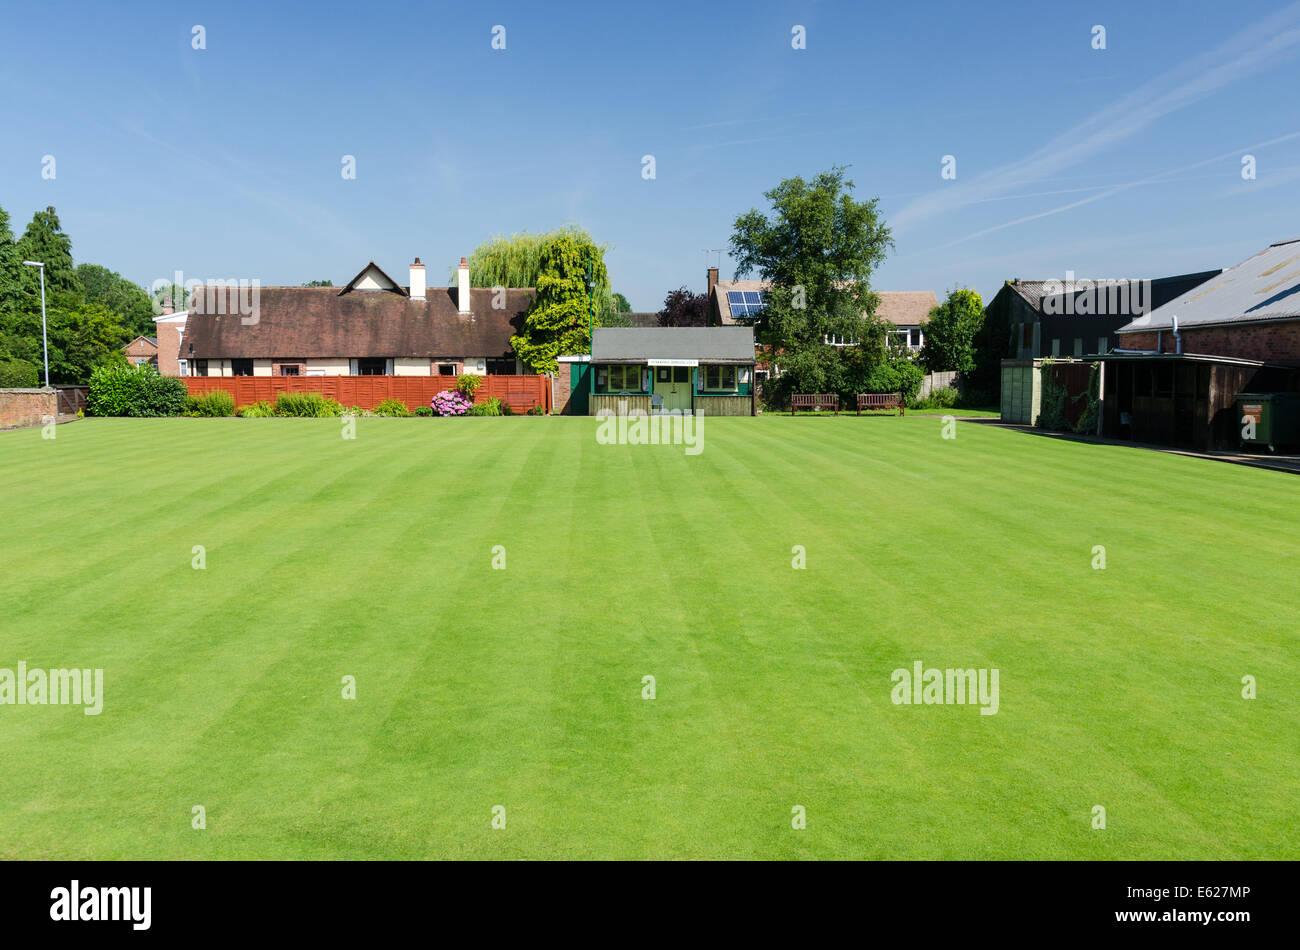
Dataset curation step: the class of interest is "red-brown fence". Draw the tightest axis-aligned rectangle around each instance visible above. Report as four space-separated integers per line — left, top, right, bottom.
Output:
183 374 551 413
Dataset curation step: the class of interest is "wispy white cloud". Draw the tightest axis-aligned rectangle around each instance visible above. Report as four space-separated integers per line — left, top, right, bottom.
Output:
892 3 1300 232
1220 162 1300 196
926 132 1300 250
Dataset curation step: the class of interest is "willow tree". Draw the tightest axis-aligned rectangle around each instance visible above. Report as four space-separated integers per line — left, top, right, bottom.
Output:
459 225 618 324
509 231 611 373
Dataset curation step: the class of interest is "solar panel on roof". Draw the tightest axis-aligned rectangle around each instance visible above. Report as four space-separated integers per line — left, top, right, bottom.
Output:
727 292 745 304
743 292 762 305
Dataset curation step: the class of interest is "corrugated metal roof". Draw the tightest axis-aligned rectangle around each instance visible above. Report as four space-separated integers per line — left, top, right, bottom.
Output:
1011 279 1136 309
1119 239 1300 332
592 327 755 362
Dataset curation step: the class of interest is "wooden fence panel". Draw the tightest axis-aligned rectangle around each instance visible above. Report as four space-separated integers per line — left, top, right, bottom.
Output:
183 375 550 413
54 386 88 415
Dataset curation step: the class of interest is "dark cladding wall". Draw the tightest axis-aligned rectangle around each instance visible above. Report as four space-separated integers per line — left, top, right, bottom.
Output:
1038 271 1221 358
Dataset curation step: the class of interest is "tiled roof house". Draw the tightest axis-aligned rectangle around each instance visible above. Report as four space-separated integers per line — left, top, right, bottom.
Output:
168 258 535 377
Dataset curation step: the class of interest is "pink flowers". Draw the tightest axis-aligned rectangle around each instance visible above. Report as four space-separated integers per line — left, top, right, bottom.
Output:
431 390 473 416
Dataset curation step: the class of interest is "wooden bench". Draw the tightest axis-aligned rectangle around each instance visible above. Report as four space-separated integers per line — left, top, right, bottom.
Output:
791 394 839 415
857 392 905 416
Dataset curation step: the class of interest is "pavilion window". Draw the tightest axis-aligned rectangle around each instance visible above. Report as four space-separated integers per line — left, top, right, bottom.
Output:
702 365 737 392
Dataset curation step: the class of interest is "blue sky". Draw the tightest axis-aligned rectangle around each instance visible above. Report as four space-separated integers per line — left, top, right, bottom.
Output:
3 0 1299 310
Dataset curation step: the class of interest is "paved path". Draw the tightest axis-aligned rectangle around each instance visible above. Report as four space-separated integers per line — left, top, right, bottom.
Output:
967 419 1300 475
0 413 80 433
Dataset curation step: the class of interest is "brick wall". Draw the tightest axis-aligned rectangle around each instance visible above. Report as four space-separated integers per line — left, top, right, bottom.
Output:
156 319 183 376
0 388 57 429
554 367 574 414
1119 320 1300 362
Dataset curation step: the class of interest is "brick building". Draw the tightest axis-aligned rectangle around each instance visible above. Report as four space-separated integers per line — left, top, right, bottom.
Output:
1100 239 1300 450
121 335 158 368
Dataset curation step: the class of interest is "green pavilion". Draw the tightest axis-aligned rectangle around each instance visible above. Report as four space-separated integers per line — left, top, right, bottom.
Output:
561 327 757 416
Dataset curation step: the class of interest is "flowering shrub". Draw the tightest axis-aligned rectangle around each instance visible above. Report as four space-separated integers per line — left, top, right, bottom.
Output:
455 374 483 399
431 390 473 416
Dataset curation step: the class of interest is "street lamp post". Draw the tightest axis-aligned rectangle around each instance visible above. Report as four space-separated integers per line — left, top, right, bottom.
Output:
22 261 49 387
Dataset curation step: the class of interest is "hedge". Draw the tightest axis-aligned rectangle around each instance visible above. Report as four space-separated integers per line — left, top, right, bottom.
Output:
87 364 187 417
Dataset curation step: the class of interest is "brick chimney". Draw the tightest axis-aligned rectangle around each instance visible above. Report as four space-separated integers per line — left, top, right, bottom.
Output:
161 294 174 316
410 257 426 301
458 257 471 314
707 266 719 297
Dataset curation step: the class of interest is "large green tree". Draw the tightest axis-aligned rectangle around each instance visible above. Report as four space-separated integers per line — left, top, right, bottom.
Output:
16 206 79 295
0 206 23 319
2 295 129 383
509 232 610 373
77 263 155 336
0 203 144 383
965 282 1017 405
729 166 894 405
920 287 984 374
462 226 618 324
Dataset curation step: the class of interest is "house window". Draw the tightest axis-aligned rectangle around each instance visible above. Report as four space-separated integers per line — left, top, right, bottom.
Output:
824 333 860 347
1098 337 1109 355
436 363 458 376
597 364 645 393
1050 339 1060 357
280 365 300 376
231 359 254 376
1073 338 1084 358
486 359 516 375
357 358 387 376
177 359 189 377
702 365 737 392
193 359 209 377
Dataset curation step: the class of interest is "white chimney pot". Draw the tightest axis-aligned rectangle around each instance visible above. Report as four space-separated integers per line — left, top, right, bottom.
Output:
458 257 471 314
410 257 426 301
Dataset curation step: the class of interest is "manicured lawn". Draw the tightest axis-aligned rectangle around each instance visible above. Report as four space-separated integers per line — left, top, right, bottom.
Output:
903 406 1001 417
0 415 1295 859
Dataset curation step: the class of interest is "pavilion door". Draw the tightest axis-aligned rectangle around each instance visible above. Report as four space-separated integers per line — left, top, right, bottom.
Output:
656 366 692 413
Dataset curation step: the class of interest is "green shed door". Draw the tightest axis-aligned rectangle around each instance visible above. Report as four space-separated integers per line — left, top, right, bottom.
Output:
569 364 591 415
655 366 692 413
